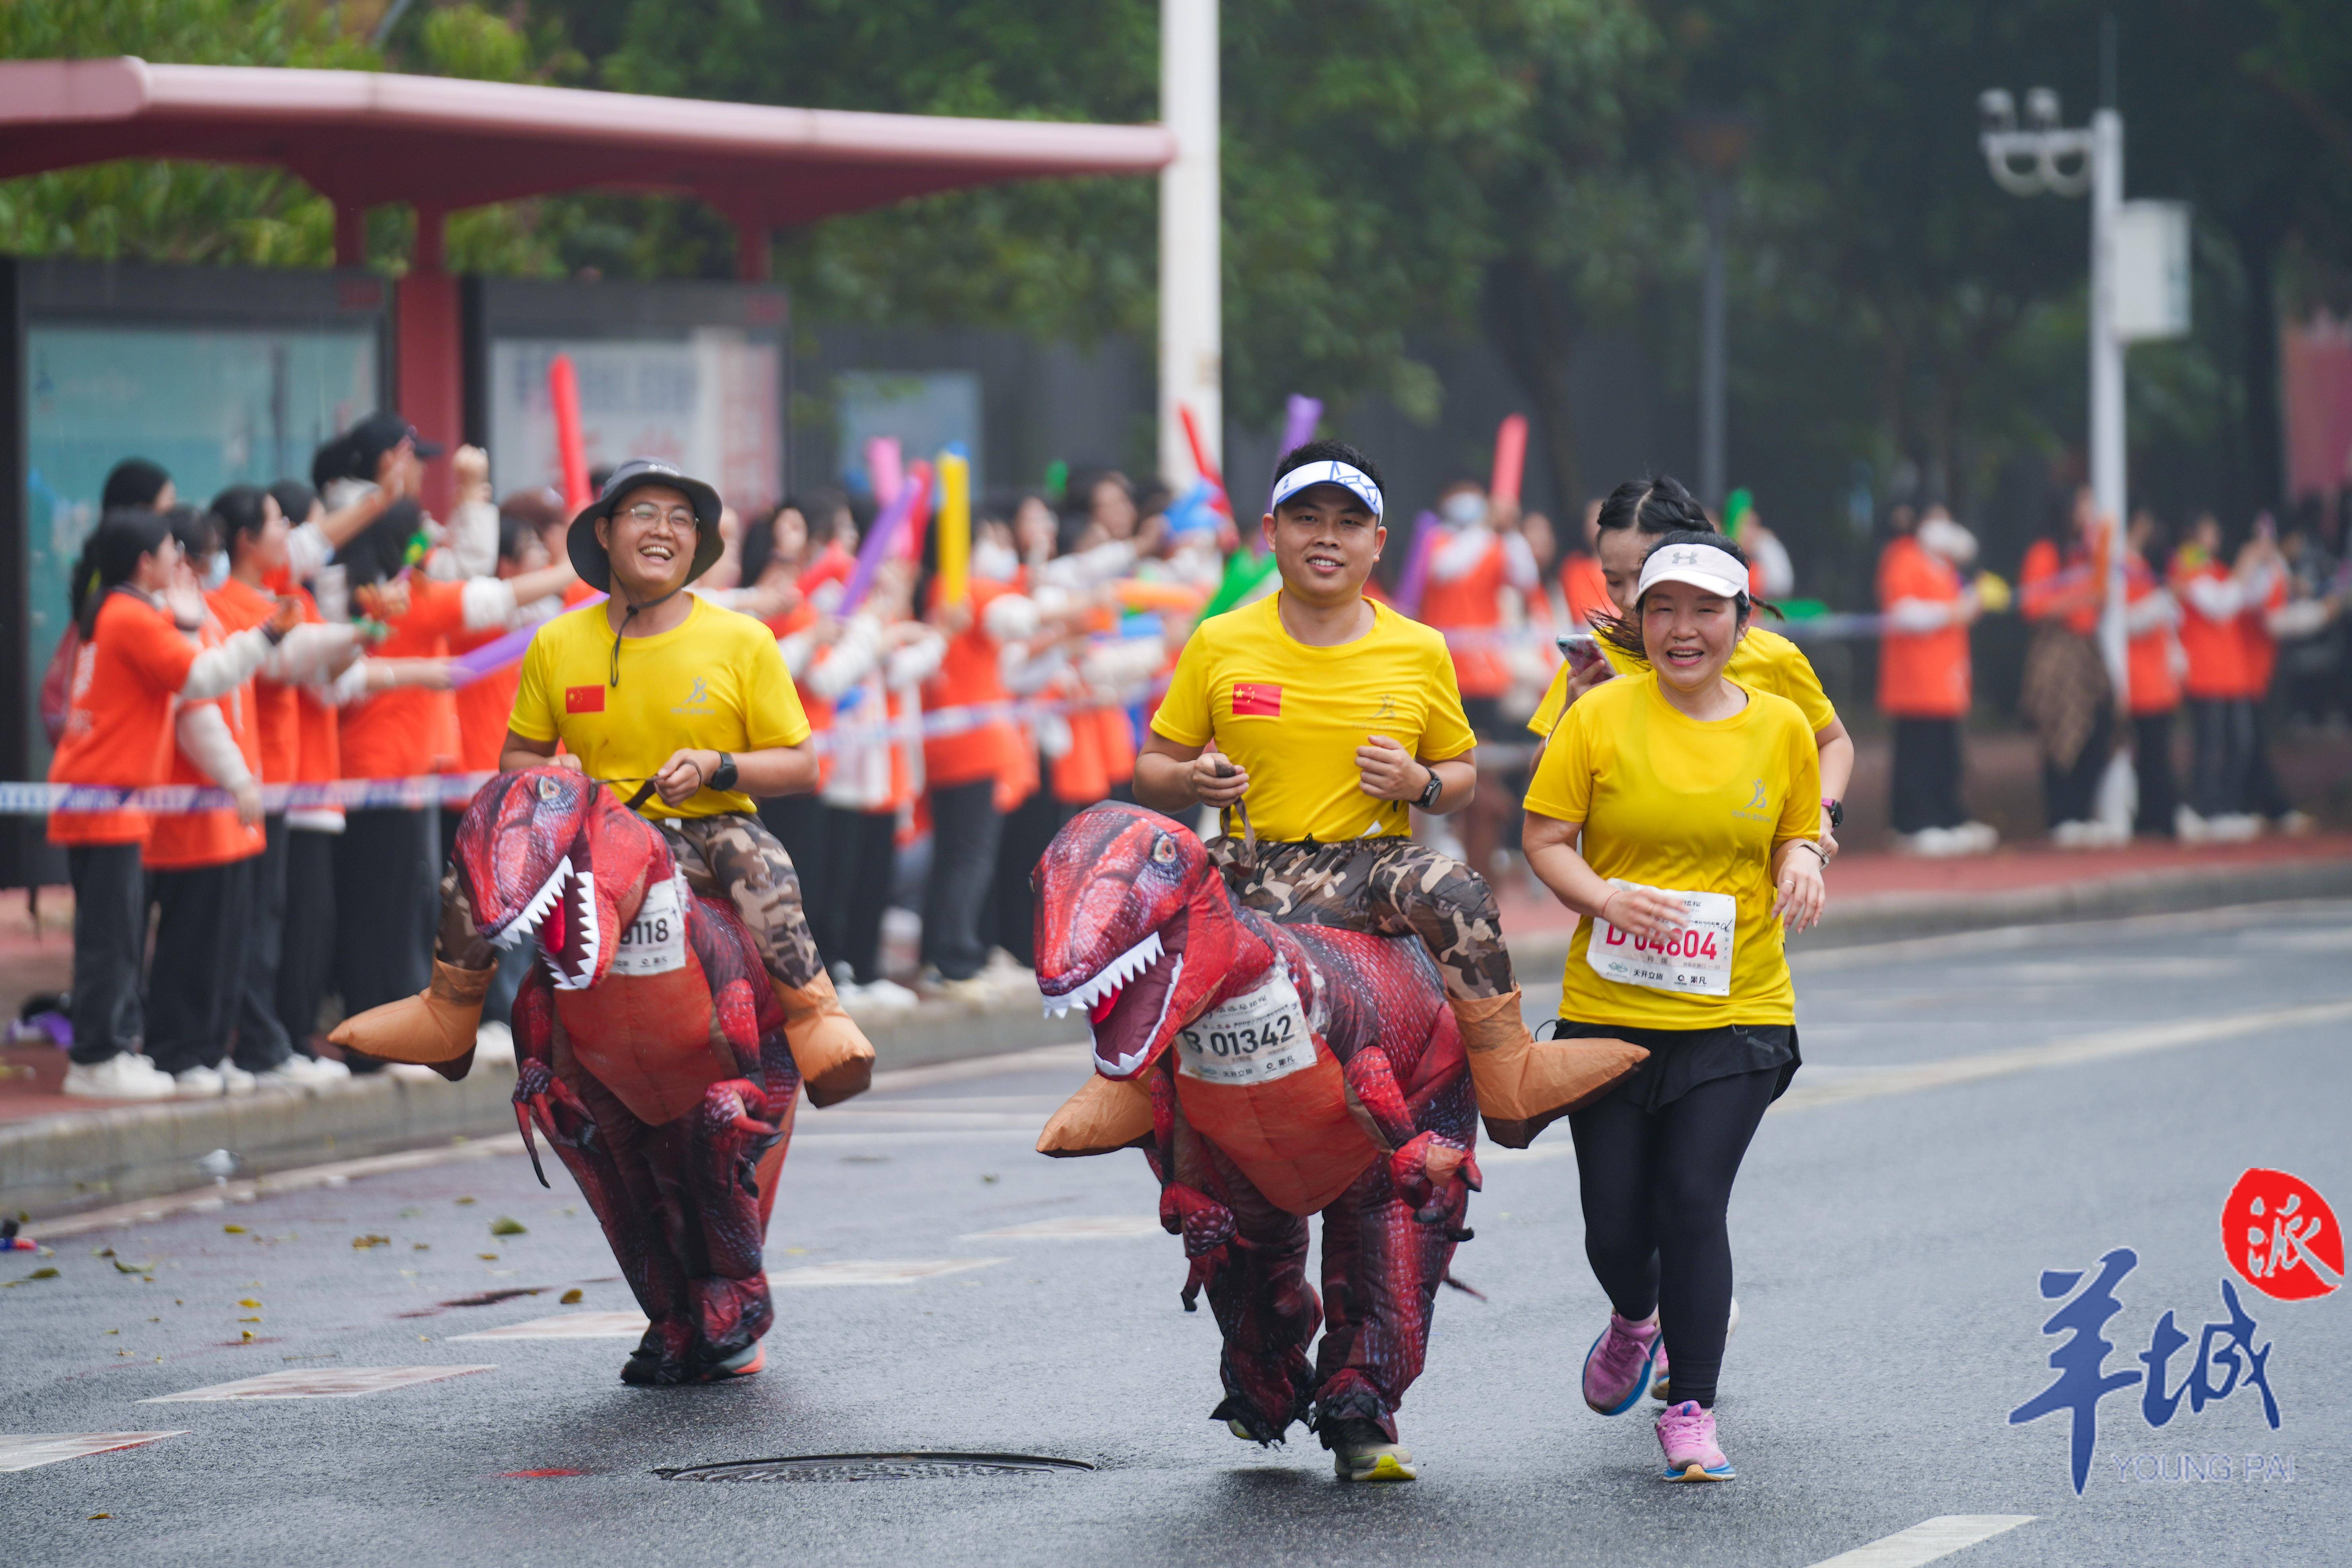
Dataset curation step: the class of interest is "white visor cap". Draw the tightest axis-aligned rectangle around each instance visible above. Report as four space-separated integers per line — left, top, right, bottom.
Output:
1269 460 1383 520
1635 540 1750 603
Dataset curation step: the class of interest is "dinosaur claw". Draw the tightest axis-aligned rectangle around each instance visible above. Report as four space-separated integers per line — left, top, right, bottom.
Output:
515 1101 551 1188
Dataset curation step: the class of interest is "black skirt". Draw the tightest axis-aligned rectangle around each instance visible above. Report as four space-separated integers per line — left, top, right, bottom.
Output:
1549 1018 1800 1113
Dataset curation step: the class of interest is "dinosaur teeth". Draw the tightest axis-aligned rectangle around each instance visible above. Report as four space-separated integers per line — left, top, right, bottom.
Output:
1092 951 1185 1076
1042 931 1164 1018
493 857 571 949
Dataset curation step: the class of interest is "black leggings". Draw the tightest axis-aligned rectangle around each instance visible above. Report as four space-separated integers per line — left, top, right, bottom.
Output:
1568 1066 1780 1409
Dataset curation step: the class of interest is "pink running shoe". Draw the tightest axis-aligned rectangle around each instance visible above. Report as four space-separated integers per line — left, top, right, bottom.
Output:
1581 1311 1661 1416
1656 1399 1734 1481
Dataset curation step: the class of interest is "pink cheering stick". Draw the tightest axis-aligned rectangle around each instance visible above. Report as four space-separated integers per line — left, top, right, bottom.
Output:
1178 403 1232 517
1490 413 1528 507
1394 512 1441 617
866 436 903 508
894 460 935 564
551 355 591 511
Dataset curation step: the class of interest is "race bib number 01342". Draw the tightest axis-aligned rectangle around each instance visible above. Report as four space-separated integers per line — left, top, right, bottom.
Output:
1585 883 1736 997
1175 967 1317 1086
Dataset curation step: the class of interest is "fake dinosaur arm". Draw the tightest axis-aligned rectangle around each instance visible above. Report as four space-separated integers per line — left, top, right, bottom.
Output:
1341 1043 1420 1150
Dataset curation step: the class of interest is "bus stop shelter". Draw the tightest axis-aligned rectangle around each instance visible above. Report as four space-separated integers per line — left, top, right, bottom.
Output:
0 56 1172 887
0 56 1174 512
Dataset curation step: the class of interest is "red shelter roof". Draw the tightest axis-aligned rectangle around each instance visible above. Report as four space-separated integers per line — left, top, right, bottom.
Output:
0 57 1175 228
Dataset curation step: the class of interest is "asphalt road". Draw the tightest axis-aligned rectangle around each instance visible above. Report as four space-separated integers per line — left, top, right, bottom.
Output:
6 900 2349 1567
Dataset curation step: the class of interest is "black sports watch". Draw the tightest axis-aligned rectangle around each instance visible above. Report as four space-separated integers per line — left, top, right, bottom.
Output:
709 752 739 793
1821 796 1844 830
1415 766 1444 810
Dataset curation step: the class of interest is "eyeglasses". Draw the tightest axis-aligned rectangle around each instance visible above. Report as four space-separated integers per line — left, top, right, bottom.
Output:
621 501 697 531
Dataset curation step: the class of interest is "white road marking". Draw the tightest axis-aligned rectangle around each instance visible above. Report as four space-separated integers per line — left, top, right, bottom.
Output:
1479 1144 1574 1165
1771 999 2352 1115
865 1042 1092 1092
0 1432 185 1473
1791 897 2347 973
964 1215 1163 1240
141 1366 495 1402
37 1137 529 1239
1801 1515 2035 1568
767 1258 1005 1286
451 1311 648 1340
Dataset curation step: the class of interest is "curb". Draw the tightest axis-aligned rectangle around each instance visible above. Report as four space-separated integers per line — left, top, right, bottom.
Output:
7 855 2344 1223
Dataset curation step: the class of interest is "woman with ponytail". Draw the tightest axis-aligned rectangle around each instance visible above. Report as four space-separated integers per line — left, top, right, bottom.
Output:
46 508 297 1099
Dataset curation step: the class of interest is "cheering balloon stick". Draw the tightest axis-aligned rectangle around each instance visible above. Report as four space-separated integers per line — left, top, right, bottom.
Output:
549 355 591 512
896 460 936 567
937 451 973 607
866 436 903 508
1490 413 1528 508
1177 403 1232 518
1394 512 1441 618
838 463 931 617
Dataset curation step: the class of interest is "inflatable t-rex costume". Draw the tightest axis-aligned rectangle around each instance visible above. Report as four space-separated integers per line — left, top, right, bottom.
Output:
1032 804 1642 1478
430 769 802 1384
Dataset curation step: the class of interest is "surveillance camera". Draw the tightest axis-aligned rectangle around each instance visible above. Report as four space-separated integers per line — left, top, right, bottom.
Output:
2025 87 2061 130
1978 89 2016 134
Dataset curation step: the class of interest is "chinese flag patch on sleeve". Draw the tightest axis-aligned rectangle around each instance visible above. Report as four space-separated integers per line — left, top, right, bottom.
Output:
565 685 606 714
1231 682 1282 718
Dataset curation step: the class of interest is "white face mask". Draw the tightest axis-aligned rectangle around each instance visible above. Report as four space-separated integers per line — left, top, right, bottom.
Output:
202 551 230 589
972 539 1021 583
1441 492 1488 528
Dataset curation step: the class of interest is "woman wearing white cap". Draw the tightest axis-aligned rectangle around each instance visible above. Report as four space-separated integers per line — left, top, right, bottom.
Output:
1520 528 1826 1484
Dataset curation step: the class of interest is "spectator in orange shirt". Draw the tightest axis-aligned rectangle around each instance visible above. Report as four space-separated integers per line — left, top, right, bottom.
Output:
1877 504 1994 854
143 509 275 1093
47 508 298 1099
209 485 374 1088
2171 512 2260 837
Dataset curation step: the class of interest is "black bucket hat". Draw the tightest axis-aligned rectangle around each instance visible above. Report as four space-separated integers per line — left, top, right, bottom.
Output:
566 458 725 592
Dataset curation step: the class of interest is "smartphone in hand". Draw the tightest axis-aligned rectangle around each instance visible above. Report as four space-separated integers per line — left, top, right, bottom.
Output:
1558 633 1605 674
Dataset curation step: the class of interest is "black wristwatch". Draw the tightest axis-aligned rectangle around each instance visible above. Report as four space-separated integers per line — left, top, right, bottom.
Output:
1415 766 1444 810
1821 797 1844 830
709 752 739 793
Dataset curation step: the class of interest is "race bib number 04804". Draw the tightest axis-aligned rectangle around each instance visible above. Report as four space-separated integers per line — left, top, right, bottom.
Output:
1175 967 1317 1086
1585 883 1736 998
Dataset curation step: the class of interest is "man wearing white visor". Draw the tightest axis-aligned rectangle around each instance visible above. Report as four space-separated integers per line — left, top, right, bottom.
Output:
1140 440 1644 1153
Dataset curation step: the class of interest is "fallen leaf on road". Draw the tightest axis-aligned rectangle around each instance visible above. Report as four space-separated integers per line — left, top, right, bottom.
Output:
93 1247 115 1257
352 1235 391 1249
560 1289 584 1304
237 1298 261 1307
223 1225 248 1234
413 1243 430 1251
238 1316 261 1324
113 1260 153 1274
476 1253 499 1261
490 1217 527 1236
88 1513 111 1521
22 1267 58 1280
455 1196 478 1206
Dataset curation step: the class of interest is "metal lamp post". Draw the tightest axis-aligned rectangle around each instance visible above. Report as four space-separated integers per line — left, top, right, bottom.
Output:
1682 112 1755 513
1978 87 2130 708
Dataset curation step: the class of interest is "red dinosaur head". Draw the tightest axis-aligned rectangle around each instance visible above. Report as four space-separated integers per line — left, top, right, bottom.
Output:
1034 803 1264 1079
454 767 667 992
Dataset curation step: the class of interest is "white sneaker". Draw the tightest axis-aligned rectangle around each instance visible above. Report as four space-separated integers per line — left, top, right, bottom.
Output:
384 1062 442 1083
2050 820 2093 849
473 1020 516 1064
2278 810 2315 837
2209 813 2263 842
861 978 920 1011
250 1056 334 1089
1954 821 2000 853
172 1065 227 1096
62 1053 179 1101
216 1062 258 1095
2175 804 2209 842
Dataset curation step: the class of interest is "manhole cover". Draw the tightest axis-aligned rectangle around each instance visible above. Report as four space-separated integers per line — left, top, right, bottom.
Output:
658 1452 1094 1484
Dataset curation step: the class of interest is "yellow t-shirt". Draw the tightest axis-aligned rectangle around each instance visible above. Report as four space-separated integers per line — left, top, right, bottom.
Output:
510 596 811 820
1523 671 1821 1028
1527 624 1837 738
1151 592 1476 843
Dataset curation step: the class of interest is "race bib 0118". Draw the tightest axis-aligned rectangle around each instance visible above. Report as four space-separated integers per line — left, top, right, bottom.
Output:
1585 882 1737 998
1175 966 1317 1086
611 873 689 978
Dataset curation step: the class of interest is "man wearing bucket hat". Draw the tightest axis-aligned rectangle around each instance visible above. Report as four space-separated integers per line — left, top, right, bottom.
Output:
334 458 874 1104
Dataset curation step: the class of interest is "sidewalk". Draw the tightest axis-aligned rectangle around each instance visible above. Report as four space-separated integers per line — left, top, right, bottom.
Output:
6 833 2349 1224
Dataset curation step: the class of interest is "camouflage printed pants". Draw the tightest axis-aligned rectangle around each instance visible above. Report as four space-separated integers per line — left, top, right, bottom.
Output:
1204 835 1517 1001
438 811 825 991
